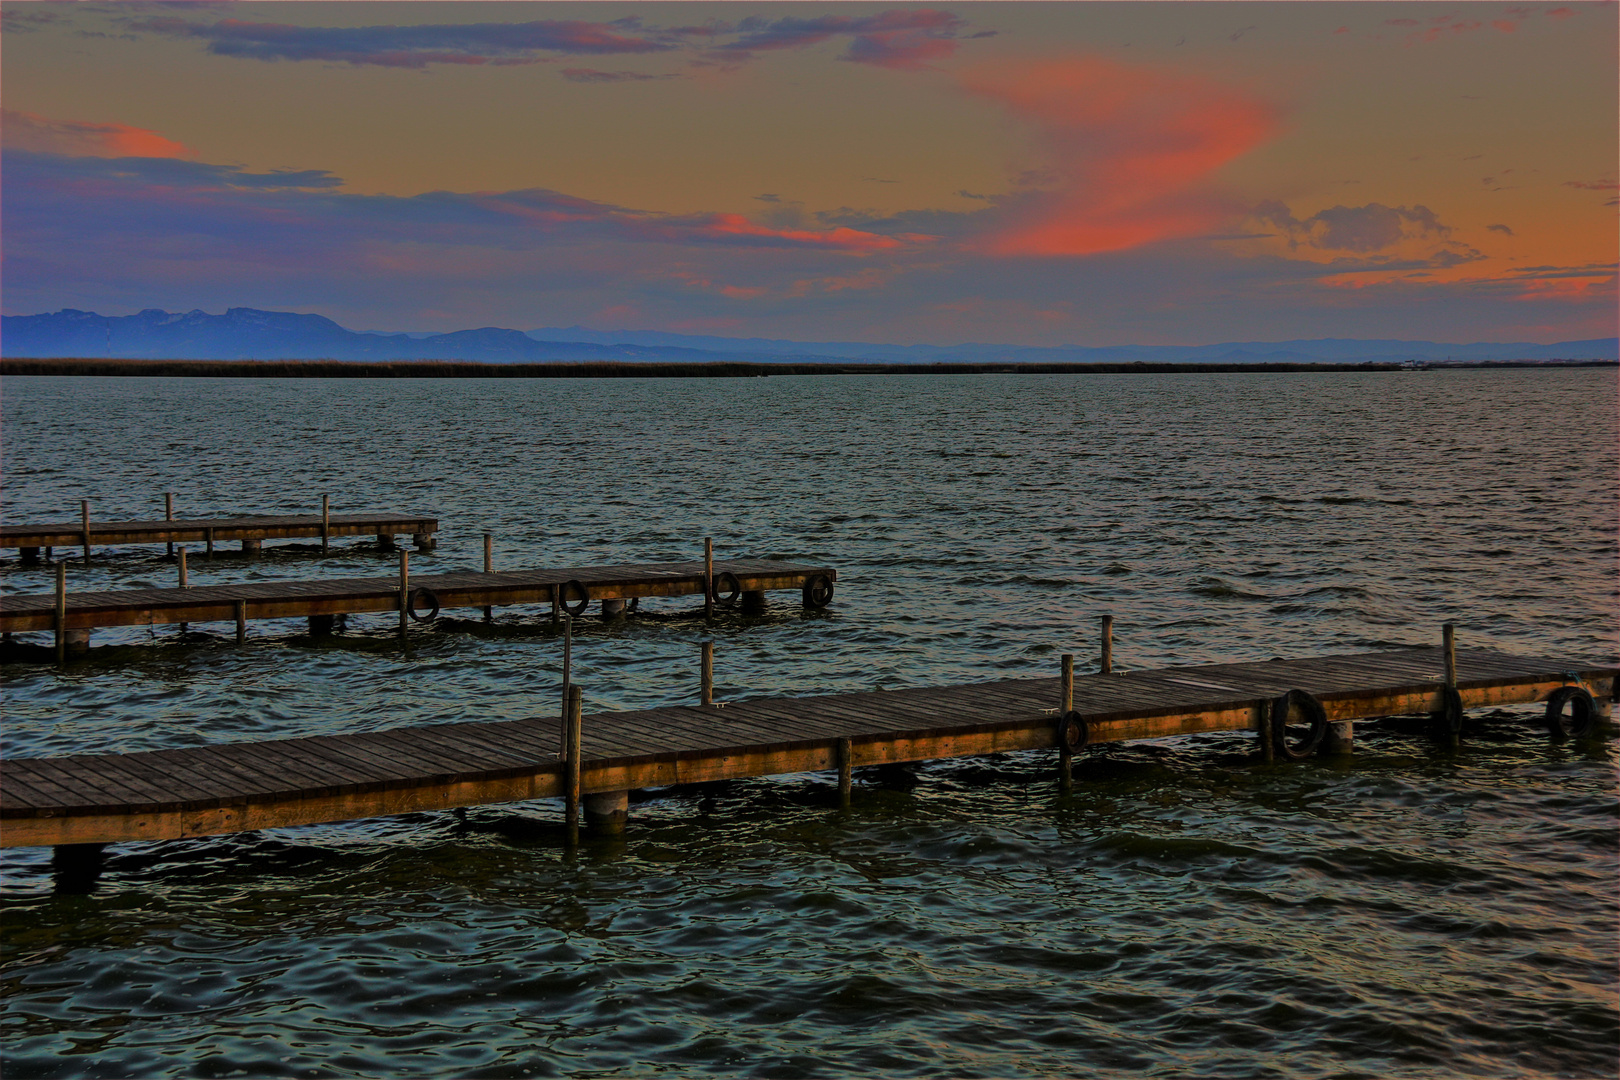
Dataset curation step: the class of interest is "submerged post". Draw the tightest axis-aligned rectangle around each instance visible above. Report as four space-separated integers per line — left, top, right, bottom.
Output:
1100 615 1114 674
704 537 714 619
398 550 409 640
321 494 331 553
54 560 67 667
837 737 853 809
564 684 583 847
80 500 91 564
165 492 175 558
483 533 494 622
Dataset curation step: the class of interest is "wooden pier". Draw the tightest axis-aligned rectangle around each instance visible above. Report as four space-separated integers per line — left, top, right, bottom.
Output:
2 645 1611 850
3 511 437 561
0 559 838 644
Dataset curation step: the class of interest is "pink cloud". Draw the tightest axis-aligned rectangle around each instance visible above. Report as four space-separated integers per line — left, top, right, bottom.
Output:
958 57 1279 257
1 110 194 159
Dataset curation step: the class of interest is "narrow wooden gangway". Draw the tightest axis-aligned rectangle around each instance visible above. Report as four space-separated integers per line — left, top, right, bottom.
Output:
0 559 837 639
2 511 437 560
2 646 1612 849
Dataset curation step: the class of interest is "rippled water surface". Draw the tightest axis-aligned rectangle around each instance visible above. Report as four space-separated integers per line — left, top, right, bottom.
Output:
2 371 1616 1078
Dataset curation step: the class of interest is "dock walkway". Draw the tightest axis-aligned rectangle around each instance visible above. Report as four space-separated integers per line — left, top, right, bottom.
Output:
2 512 437 560
0 559 837 638
3 646 1611 849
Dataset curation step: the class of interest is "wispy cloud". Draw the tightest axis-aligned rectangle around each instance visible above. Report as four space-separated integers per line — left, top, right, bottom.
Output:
1 109 195 159
1253 201 1452 253
957 56 1279 257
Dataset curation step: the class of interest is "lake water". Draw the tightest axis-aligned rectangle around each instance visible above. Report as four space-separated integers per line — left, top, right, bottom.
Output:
1 370 1616 1078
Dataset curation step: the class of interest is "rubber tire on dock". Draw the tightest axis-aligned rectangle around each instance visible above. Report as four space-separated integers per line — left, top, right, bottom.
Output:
1544 685 1596 740
1271 689 1327 761
712 572 741 607
560 579 590 618
802 574 834 610
408 587 439 623
1055 711 1089 750
1429 685 1465 741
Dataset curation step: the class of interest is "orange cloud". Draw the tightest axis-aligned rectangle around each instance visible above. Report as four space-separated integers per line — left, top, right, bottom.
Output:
958 57 1278 257
693 213 912 251
1 109 195 158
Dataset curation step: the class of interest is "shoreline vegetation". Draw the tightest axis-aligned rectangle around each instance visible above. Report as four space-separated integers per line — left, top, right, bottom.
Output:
1 357 1614 379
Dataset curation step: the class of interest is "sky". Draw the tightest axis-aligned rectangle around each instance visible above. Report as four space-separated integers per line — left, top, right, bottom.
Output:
2 1 1616 346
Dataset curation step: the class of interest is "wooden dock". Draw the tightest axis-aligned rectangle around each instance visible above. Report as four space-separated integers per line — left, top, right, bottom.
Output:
2 511 437 560
2 646 1612 850
0 558 838 641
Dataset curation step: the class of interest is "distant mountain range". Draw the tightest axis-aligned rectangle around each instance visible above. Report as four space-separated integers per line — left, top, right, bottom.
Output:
3 306 1616 365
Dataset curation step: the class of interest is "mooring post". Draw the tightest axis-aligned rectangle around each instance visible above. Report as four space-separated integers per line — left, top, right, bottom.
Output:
321 494 330 553
564 684 583 847
1443 622 1457 689
560 613 573 754
1258 700 1275 763
165 492 174 558
80 500 91 564
235 600 247 645
178 548 190 634
701 641 714 705
1059 652 1075 792
550 583 560 628
54 560 67 667
397 550 409 640
206 527 215 560
704 537 714 619
482 533 494 622
837 737 853 808
1100 615 1114 674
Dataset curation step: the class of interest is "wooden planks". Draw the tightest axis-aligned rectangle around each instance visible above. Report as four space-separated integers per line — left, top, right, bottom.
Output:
0 559 837 634
1 647 1613 848
1 513 436 550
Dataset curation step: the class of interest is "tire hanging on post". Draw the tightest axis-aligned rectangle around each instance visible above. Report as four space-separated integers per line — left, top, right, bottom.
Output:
712 572 742 607
1271 689 1327 761
1055 710 1088 750
802 574 834 610
407 587 439 623
560 579 590 617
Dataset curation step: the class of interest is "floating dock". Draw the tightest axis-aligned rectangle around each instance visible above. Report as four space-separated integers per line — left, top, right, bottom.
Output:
2 511 437 561
3 646 1611 850
0 559 838 646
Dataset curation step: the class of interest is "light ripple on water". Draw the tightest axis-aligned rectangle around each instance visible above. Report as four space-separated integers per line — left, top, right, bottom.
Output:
1 371 1616 1078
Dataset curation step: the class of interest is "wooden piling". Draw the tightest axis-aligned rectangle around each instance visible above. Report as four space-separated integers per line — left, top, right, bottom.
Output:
80 501 91 564
837 737 853 808
1443 622 1456 688
704 537 714 619
1100 615 1114 674
321 494 330 553
1258 700 1275 763
564 684 583 847
560 614 573 753
178 548 188 588
165 493 174 557
483 533 494 621
235 600 247 644
398 550 409 640
54 561 66 667
205 527 214 559
1061 653 1074 713
701 641 714 705
549 583 560 628
1059 652 1075 792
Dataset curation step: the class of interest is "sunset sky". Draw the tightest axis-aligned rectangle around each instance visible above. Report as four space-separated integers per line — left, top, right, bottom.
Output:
3 1 1615 345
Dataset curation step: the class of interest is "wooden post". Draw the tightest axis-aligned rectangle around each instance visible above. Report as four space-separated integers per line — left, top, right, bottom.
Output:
398 550 409 640
80 500 91 564
550 583 560 628
564 684 583 847
483 533 494 622
235 600 247 644
165 492 174 558
704 537 714 619
837 737 853 808
1061 653 1074 713
701 641 714 705
1100 615 1114 675
178 548 188 588
560 613 573 752
1442 622 1456 688
321 494 330 553
54 560 67 667
205 527 214 559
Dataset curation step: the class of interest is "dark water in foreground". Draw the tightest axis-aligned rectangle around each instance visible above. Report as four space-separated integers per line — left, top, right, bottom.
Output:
1 370 1616 1078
